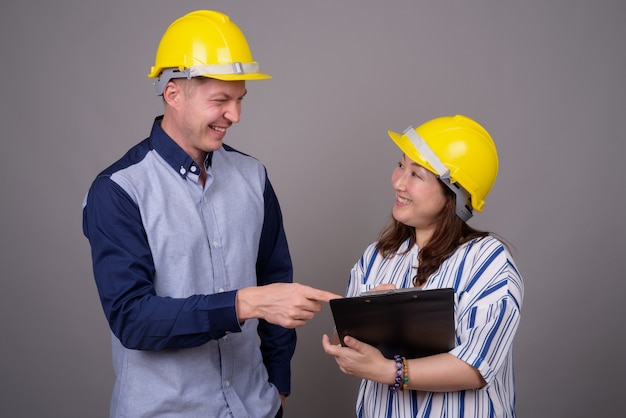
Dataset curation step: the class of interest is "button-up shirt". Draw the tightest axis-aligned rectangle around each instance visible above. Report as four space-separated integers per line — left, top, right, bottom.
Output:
82 117 295 417
348 237 523 418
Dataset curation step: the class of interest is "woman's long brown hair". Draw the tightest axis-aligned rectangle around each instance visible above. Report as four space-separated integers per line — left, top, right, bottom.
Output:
376 182 489 287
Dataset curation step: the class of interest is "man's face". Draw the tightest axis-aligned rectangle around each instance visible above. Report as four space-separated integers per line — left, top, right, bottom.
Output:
166 77 247 157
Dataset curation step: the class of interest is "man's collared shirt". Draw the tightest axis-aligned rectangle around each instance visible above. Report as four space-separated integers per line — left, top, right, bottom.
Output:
83 117 295 417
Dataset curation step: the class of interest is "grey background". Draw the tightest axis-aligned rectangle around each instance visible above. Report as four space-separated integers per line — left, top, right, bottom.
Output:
1 0 624 417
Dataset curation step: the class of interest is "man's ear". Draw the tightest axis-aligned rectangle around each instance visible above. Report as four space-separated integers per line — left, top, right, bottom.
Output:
162 80 181 107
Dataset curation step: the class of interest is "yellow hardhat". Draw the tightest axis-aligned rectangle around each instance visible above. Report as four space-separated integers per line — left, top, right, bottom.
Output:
388 115 499 221
148 10 271 95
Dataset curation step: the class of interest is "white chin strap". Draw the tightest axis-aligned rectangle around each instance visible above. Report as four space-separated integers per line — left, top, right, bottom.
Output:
154 63 260 95
402 127 473 222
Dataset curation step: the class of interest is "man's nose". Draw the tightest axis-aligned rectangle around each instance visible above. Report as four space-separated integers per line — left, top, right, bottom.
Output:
224 102 241 123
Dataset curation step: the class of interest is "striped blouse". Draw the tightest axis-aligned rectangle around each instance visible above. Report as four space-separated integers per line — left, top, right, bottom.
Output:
345 236 524 418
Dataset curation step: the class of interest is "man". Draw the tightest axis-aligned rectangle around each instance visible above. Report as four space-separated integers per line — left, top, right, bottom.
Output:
82 10 340 418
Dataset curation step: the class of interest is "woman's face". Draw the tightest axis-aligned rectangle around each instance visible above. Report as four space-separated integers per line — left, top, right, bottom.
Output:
391 154 447 232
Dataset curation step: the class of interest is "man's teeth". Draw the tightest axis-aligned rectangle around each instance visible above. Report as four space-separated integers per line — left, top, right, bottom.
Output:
211 126 226 133
397 196 411 204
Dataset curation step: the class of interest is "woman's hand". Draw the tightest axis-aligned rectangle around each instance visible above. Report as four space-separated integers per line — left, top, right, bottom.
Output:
324 333 487 391
322 334 395 384
368 283 397 293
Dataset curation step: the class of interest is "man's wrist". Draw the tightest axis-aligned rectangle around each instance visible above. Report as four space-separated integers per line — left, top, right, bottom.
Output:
235 287 256 322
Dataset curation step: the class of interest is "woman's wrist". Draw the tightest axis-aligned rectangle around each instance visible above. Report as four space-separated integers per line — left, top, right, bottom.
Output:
388 355 403 392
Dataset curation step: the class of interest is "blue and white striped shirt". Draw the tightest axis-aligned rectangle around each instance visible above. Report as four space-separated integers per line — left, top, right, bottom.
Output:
346 236 523 417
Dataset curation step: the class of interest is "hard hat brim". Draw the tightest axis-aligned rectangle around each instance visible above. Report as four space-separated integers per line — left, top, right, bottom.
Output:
387 130 438 176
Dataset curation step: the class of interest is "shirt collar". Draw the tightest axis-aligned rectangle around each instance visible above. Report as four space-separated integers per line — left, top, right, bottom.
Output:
148 116 213 180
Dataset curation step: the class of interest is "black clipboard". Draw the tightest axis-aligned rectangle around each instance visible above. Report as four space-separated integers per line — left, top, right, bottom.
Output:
329 287 455 359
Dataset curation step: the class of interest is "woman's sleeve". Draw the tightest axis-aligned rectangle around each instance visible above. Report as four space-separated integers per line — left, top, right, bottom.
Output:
449 240 524 384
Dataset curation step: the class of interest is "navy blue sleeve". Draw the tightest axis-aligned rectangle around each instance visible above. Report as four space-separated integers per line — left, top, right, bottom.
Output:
82 175 242 350
256 174 297 395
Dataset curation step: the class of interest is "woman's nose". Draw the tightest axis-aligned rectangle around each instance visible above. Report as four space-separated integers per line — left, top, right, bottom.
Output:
391 171 405 190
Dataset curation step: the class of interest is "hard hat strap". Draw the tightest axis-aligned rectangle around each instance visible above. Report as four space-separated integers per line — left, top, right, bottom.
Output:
154 62 261 95
403 127 473 222
403 127 450 179
440 178 473 222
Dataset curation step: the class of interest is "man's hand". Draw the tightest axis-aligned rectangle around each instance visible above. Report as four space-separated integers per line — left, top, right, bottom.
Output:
236 283 342 328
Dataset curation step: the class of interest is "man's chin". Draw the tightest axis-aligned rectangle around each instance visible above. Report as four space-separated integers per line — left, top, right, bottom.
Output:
205 138 223 152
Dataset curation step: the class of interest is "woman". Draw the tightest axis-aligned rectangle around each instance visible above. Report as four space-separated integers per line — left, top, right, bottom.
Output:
322 115 524 417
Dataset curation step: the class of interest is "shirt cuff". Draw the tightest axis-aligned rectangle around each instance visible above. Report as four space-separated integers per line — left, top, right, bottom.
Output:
206 290 243 337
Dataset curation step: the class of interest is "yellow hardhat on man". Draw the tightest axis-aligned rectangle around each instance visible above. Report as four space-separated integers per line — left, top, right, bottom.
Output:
148 10 271 95
388 115 499 221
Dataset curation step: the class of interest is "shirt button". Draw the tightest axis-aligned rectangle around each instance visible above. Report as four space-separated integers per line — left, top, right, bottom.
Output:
179 167 186 175
190 165 197 172
224 380 230 387
219 288 224 292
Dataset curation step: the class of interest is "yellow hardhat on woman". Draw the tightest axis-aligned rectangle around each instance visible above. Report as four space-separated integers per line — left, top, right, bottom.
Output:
148 10 271 95
388 115 499 221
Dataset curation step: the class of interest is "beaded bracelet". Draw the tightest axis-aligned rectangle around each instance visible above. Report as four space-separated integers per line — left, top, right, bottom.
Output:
401 356 409 391
389 354 403 393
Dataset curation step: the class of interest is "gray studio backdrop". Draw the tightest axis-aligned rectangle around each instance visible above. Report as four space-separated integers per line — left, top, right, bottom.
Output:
1 1 624 417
